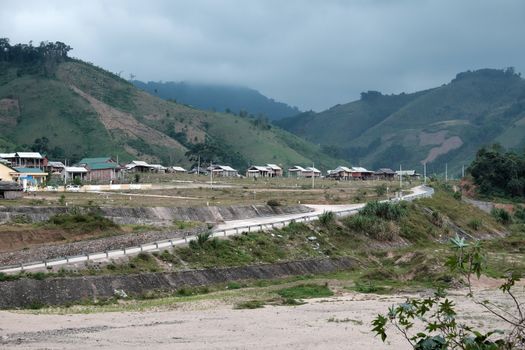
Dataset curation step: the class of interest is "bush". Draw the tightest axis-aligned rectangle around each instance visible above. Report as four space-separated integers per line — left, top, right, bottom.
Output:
266 199 281 207
318 211 335 226
375 184 387 197
234 300 265 309
360 201 406 221
189 231 212 249
514 205 525 223
491 207 512 225
453 191 462 200
47 212 119 232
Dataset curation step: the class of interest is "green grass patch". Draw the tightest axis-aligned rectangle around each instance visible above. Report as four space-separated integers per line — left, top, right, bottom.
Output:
276 283 333 299
234 300 265 309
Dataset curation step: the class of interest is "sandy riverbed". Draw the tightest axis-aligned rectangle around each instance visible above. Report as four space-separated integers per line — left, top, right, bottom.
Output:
0 284 519 350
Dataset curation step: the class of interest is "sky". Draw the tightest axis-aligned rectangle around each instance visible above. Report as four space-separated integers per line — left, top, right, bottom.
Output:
1 0 524 111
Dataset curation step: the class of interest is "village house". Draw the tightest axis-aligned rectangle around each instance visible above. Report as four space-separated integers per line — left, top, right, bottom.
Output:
0 163 17 182
349 167 374 180
374 168 396 180
149 164 167 173
0 152 47 169
62 166 88 182
327 166 352 180
125 160 153 173
246 165 275 178
396 170 421 180
207 165 238 177
13 167 47 187
77 157 120 182
45 161 66 174
170 166 187 174
288 165 321 178
266 164 283 177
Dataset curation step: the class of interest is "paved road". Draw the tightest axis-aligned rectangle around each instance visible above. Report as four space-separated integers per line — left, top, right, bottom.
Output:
0 185 432 273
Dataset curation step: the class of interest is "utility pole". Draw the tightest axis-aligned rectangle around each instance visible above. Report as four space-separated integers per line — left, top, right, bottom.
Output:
462 164 465 178
197 155 200 176
312 162 315 189
445 163 448 182
422 163 425 185
210 161 213 189
399 164 402 191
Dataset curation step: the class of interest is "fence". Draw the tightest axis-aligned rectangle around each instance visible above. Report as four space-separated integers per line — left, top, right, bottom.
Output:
0 186 434 273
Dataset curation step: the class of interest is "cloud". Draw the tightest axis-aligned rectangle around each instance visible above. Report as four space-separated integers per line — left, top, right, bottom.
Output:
1 0 524 111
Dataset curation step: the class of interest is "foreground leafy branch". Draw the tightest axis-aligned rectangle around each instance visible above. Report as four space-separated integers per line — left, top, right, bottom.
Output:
372 235 524 349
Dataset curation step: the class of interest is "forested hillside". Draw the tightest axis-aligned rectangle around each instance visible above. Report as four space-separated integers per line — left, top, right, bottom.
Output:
133 80 300 121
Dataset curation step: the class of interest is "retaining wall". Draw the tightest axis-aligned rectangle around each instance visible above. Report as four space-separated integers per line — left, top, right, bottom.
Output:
0 257 355 308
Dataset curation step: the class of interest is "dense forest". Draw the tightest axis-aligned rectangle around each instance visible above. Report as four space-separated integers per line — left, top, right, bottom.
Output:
469 144 525 198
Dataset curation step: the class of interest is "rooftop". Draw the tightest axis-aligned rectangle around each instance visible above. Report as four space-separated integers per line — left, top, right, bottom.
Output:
14 167 45 174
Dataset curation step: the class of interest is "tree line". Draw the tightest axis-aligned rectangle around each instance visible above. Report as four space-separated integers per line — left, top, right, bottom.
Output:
0 38 72 64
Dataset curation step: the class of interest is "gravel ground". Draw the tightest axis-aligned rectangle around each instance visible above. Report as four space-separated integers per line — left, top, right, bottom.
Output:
0 285 520 350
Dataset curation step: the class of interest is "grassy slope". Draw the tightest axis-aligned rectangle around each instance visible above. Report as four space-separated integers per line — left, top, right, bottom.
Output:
0 59 343 169
279 69 525 173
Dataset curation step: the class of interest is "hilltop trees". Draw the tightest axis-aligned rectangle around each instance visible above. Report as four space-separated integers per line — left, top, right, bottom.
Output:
0 38 71 63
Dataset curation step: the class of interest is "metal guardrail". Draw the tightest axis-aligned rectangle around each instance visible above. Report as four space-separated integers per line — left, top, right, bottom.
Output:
0 186 434 274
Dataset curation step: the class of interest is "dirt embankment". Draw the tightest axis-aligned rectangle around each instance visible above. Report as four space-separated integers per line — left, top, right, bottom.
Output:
0 204 312 226
0 257 355 308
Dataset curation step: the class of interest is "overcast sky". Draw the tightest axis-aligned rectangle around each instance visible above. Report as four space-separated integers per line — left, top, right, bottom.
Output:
1 0 524 111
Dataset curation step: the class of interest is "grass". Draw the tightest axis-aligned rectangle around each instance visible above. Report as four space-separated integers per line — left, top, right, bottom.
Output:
44 211 119 233
234 300 266 309
276 283 334 299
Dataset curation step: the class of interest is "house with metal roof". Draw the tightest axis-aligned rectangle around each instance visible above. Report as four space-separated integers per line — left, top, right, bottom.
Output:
395 170 420 179
349 167 374 180
246 165 273 178
327 166 352 180
62 166 88 182
171 166 187 173
288 165 321 178
12 167 47 187
0 152 46 169
207 165 238 177
374 168 396 180
77 157 120 182
125 160 153 173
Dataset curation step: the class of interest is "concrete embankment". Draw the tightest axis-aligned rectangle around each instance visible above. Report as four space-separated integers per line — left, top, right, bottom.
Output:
0 204 312 226
0 257 355 308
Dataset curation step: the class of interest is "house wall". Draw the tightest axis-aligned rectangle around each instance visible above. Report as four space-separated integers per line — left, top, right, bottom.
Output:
88 169 115 181
0 164 15 182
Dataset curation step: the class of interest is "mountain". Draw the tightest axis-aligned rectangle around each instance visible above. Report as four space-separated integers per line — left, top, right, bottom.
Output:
0 40 341 171
277 68 525 176
132 80 300 121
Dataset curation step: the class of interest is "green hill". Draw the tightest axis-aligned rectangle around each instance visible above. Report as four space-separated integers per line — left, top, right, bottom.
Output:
132 80 300 121
0 40 341 171
277 68 525 176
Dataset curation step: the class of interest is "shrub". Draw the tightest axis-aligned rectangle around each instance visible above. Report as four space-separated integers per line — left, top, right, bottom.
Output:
375 184 387 197
266 199 281 207
514 205 525 223
360 201 406 221
491 207 512 225
453 191 462 200
190 231 212 249
58 194 66 206
234 300 265 309
47 212 118 232
318 211 335 226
